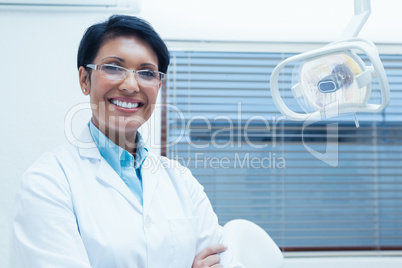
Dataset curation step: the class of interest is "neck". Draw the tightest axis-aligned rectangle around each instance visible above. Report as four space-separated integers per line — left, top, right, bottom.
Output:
109 131 137 154
91 118 139 154
98 125 137 154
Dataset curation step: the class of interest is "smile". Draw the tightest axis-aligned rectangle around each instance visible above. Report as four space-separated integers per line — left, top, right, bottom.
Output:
110 99 141 109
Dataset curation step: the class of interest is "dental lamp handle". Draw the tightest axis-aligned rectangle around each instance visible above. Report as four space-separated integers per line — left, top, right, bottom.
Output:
339 0 371 39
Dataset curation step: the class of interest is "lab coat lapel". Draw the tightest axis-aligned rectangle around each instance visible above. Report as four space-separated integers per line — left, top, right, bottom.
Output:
76 125 101 160
142 156 162 217
77 126 142 212
96 158 142 212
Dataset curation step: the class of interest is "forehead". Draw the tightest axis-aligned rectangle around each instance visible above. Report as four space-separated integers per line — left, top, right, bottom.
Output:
95 35 159 66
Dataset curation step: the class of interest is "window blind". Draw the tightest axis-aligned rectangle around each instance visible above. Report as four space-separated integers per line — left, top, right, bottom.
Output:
163 50 402 250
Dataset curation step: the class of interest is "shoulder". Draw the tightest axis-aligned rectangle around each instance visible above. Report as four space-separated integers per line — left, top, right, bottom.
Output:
18 144 75 203
27 142 80 170
22 141 87 187
25 143 68 175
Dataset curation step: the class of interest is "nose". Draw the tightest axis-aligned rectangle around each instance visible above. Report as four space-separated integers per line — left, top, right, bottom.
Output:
119 71 140 93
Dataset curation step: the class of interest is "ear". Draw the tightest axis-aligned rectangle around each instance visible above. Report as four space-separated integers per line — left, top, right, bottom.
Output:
78 66 90 95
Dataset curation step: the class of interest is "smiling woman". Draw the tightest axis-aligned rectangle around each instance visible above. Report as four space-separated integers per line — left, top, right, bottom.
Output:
12 15 244 268
79 35 160 152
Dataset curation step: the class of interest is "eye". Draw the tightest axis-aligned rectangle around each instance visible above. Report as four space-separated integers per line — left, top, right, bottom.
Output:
141 70 157 77
102 64 123 73
138 70 158 80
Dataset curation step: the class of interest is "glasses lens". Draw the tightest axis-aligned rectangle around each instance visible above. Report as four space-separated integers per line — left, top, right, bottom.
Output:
137 70 161 85
100 65 126 80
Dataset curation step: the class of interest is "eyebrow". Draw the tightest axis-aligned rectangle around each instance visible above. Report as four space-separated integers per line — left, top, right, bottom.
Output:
140 63 158 69
101 56 125 62
101 57 158 69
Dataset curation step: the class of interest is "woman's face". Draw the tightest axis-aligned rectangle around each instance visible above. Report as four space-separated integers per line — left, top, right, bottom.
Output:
79 35 161 142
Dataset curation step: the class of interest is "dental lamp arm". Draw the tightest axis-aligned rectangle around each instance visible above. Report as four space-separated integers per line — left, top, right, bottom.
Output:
339 0 371 39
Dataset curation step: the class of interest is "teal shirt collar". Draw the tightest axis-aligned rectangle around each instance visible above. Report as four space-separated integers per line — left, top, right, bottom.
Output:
88 120 149 175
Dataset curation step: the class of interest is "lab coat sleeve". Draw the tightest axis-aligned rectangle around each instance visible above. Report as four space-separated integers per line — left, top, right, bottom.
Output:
13 152 91 268
179 164 245 268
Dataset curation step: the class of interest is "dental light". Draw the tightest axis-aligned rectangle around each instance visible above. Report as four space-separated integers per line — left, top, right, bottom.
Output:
270 0 390 127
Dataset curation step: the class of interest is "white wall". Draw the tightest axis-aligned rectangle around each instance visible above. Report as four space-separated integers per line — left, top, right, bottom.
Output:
1 1 401 267
141 0 402 43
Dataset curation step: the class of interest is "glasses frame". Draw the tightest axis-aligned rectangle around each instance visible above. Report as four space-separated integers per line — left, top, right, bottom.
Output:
86 64 165 85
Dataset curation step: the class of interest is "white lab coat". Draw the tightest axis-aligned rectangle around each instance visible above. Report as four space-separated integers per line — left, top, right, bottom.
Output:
13 126 244 268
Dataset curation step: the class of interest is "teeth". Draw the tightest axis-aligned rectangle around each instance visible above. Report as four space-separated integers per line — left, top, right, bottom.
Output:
111 99 140 109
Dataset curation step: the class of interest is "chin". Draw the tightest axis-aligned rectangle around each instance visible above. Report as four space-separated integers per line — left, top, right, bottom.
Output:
124 114 148 126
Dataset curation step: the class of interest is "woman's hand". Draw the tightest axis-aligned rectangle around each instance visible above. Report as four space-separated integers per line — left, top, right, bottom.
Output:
192 244 227 268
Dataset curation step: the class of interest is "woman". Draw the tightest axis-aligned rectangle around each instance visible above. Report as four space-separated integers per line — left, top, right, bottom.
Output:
13 15 243 268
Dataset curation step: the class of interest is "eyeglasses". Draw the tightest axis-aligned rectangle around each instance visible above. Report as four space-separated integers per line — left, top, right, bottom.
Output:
86 64 165 86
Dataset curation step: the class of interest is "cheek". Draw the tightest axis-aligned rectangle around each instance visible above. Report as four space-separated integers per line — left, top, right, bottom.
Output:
141 89 158 118
88 84 112 123
89 81 114 106
147 87 160 104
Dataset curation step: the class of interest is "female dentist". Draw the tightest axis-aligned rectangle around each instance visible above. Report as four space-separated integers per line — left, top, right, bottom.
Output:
13 15 243 268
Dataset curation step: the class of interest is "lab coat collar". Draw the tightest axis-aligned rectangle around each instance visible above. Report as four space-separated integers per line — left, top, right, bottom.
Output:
76 125 102 160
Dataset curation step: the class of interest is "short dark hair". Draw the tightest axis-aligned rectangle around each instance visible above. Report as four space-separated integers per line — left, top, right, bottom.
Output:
77 15 170 74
